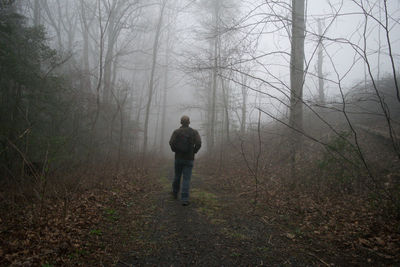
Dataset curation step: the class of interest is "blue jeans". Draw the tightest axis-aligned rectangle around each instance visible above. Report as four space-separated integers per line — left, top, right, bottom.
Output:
172 159 194 201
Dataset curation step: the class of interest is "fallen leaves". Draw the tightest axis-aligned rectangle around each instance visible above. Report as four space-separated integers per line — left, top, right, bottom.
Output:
0 168 154 266
284 233 295 239
197 158 400 265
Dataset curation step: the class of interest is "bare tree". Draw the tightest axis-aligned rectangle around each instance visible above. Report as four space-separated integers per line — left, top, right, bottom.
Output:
33 0 40 26
143 0 167 155
42 0 63 50
288 0 305 176
240 73 248 136
159 7 173 155
102 0 120 104
42 0 78 53
209 0 220 151
317 18 325 105
79 0 94 92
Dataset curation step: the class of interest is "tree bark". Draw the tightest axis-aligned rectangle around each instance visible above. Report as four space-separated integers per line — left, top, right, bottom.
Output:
240 74 248 136
206 39 213 152
221 77 230 143
209 0 220 152
80 0 91 92
160 24 171 155
102 0 117 104
33 0 40 26
317 19 324 105
289 0 305 177
143 0 167 155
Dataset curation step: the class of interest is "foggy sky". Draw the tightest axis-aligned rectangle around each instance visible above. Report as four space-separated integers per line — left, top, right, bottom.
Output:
22 0 400 152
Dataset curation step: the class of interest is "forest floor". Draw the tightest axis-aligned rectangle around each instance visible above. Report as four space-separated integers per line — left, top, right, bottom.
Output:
113 165 325 266
112 164 398 267
1 160 399 266
116 165 315 266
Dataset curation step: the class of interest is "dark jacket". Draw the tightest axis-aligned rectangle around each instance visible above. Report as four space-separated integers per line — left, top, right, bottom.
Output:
169 125 201 160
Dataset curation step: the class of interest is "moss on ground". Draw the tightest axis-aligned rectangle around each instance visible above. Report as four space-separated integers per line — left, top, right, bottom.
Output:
191 189 221 219
158 170 172 191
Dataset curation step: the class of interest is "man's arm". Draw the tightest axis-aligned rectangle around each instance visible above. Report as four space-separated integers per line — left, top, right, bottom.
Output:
193 130 201 154
169 130 177 152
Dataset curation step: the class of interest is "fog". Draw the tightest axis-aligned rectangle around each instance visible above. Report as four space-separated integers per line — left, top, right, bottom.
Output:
2 0 400 165
2 1 400 265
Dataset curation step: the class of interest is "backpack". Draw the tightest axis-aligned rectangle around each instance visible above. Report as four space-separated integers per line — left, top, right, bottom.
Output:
174 129 193 153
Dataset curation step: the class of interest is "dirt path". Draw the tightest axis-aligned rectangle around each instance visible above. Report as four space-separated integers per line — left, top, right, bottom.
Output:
1 162 396 266
114 165 325 266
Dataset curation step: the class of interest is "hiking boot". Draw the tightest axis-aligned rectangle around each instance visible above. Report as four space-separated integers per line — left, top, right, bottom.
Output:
182 200 190 206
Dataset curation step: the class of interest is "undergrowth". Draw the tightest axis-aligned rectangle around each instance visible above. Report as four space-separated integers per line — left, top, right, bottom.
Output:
195 130 400 264
0 160 161 266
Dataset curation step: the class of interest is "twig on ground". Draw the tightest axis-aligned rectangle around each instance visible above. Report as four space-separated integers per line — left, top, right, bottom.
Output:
307 252 330 266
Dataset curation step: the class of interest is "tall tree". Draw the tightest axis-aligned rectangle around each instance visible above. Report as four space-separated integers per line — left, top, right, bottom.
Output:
160 13 172 154
102 0 119 104
288 0 305 175
42 0 63 50
209 0 220 151
33 0 40 26
79 0 93 92
240 73 248 136
317 18 325 105
143 0 167 154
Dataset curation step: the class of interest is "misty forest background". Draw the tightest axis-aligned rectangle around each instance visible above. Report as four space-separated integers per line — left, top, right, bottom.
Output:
1 0 400 265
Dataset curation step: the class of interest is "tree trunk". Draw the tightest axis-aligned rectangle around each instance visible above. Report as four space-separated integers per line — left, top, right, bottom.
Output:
33 0 40 26
143 0 167 155
153 89 161 151
209 0 220 152
80 0 91 92
117 92 127 172
221 78 230 143
206 39 214 152
289 0 305 178
317 19 324 105
43 0 63 50
160 25 171 155
377 0 381 86
102 1 117 104
240 74 248 136
87 0 105 162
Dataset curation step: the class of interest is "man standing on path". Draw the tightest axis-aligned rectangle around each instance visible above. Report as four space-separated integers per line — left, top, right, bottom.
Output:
169 115 201 206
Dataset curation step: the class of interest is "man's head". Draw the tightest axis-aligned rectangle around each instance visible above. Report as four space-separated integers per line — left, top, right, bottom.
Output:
180 115 190 126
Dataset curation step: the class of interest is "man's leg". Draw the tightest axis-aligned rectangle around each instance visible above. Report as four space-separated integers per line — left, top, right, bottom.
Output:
181 160 194 202
172 159 183 197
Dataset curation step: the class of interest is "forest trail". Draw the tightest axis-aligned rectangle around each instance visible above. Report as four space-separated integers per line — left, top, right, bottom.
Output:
2 161 396 266
115 165 321 266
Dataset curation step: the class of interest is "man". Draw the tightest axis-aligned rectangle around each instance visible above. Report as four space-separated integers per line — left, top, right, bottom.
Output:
169 115 201 206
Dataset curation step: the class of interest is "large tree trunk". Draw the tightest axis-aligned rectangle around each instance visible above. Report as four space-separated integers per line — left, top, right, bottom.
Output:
160 25 171 155
102 1 117 104
210 37 218 151
206 39 213 152
209 0 220 152
317 19 324 105
143 0 167 155
377 0 381 86
289 0 305 177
